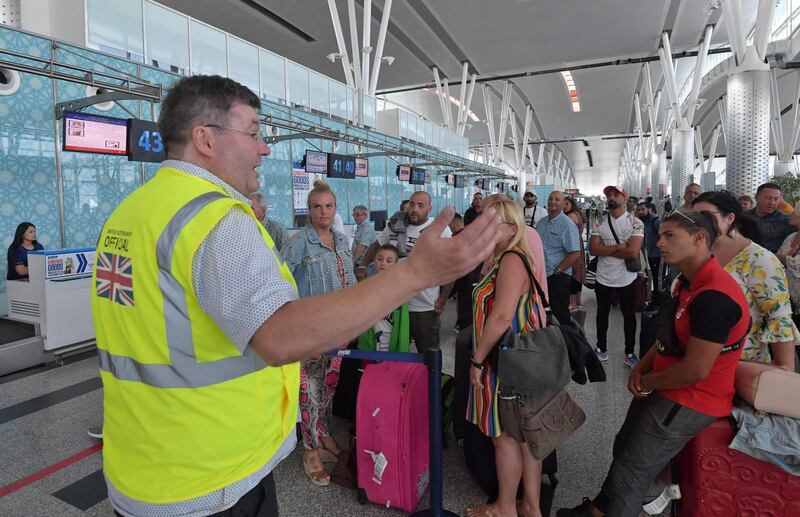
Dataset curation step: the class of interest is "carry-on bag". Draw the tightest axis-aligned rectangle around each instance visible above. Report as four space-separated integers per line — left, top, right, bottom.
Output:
463 421 558 513
452 325 474 446
356 362 429 512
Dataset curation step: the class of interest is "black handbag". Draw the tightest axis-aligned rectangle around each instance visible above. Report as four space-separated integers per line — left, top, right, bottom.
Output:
584 256 598 290
496 252 571 394
607 214 642 273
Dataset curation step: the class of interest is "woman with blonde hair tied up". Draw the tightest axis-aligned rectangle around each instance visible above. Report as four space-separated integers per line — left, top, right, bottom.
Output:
466 198 548 517
285 180 356 486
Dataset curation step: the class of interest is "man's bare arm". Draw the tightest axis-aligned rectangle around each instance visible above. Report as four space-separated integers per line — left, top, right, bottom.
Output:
252 207 502 365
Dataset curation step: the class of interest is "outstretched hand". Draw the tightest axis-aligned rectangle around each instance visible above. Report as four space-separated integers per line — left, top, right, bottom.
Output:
405 206 502 290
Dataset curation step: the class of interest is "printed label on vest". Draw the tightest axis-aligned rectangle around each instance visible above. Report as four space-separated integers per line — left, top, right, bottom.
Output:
103 228 133 252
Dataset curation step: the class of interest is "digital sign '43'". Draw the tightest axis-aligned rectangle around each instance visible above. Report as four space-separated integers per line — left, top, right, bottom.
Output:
127 119 167 163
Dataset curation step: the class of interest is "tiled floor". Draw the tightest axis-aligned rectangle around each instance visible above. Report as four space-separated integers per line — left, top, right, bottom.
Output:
0 290 654 516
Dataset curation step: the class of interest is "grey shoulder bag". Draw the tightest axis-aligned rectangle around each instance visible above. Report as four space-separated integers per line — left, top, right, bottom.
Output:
496 252 572 394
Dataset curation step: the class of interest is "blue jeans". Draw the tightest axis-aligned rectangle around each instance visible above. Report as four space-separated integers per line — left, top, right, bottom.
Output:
592 392 716 517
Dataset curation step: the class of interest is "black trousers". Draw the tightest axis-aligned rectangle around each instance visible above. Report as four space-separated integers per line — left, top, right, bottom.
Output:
546 272 573 327
595 280 637 354
115 473 279 517
648 257 666 301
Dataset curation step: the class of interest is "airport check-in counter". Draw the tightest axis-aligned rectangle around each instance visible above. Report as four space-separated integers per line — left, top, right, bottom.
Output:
2 248 95 375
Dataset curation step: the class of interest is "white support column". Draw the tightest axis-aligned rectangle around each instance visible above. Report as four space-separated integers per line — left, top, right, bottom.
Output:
535 143 546 184
635 92 646 161
722 0 747 64
368 0 393 95
433 67 451 129
482 84 498 162
722 0 774 195
443 78 454 128
346 0 362 90
703 124 722 190
769 68 786 158
458 73 477 136
509 109 522 171
496 82 512 164
361 0 372 93
718 97 728 148
456 61 468 132
753 0 777 61
789 71 800 158
694 126 706 180
327 0 355 88
520 105 532 170
659 32 683 126
686 25 713 126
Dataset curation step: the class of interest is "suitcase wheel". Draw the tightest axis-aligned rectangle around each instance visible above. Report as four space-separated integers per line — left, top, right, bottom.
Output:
357 488 367 505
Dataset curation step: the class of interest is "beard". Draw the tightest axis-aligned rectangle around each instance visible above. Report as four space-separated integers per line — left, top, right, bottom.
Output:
607 201 619 210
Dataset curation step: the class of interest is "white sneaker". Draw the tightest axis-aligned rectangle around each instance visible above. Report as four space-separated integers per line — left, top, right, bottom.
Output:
87 426 103 439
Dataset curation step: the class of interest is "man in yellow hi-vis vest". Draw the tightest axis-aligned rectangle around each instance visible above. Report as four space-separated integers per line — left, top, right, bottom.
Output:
92 75 503 517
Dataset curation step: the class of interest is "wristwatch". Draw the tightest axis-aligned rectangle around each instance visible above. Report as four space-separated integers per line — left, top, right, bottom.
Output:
555 267 562 275
470 358 485 370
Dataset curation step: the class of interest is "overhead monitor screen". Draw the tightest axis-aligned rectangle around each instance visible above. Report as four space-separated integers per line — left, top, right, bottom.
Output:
63 112 128 155
455 176 467 188
397 165 411 182
305 150 328 174
445 174 456 186
425 170 431 184
328 153 356 179
355 157 369 177
409 167 426 185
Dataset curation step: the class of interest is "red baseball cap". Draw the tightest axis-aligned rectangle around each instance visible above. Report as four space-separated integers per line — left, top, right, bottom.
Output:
603 185 628 199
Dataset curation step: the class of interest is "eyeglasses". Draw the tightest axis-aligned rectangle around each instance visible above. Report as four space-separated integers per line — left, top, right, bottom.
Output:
204 124 265 142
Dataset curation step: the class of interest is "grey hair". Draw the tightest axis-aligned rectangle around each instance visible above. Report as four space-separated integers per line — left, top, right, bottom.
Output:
353 205 369 216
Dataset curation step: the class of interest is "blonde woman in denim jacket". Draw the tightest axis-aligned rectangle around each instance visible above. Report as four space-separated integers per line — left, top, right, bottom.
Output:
285 181 356 486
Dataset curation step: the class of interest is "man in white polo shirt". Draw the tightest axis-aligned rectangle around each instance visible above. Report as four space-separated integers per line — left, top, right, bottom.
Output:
590 185 644 368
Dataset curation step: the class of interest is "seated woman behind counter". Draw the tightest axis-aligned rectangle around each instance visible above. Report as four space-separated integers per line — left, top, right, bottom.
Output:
7 222 44 280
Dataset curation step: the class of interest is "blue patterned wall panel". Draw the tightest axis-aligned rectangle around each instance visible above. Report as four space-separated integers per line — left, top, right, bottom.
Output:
0 26 52 65
368 156 387 214
260 153 292 228
0 72 54 132
0 129 60 287
60 152 141 248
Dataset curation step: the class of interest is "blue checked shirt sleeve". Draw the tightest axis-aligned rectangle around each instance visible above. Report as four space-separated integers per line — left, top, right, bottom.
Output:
563 218 581 253
192 207 298 353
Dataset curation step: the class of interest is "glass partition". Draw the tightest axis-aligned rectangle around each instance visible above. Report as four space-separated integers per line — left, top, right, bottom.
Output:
287 61 309 108
259 49 285 103
309 72 330 114
86 0 144 61
190 20 227 76
144 2 188 74
227 36 259 94
330 80 348 119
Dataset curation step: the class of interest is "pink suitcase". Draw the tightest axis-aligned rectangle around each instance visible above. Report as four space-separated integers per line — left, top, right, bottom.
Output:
356 362 430 512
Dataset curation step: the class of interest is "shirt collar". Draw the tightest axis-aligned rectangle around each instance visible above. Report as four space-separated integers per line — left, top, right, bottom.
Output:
162 159 250 204
677 256 719 292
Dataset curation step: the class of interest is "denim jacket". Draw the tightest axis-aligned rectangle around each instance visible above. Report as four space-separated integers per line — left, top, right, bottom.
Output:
285 225 356 298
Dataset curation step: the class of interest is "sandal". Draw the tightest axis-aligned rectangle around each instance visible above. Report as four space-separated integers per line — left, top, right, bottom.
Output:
465 503 500 517
303 452 330 487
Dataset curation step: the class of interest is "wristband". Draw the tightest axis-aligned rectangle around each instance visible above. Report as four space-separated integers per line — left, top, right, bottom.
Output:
470 358 485 370
356 266 367 270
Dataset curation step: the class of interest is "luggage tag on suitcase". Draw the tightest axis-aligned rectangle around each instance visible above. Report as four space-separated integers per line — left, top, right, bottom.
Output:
364 449 389 484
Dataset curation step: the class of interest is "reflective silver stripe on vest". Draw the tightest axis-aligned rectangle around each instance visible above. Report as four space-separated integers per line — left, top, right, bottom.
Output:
99 191 267 388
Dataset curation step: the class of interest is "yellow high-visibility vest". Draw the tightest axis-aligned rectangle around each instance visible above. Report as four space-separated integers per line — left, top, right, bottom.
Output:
92 166 299 503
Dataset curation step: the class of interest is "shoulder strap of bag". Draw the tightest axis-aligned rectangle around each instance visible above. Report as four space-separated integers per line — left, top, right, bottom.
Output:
608 214 621 244
501 250 548 328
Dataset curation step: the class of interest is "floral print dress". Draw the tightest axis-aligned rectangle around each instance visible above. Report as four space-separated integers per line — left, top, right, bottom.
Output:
723 242 798 363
